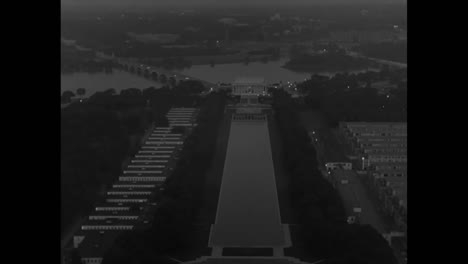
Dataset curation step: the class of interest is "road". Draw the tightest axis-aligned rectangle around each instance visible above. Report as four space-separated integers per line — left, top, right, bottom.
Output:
347 172 388 233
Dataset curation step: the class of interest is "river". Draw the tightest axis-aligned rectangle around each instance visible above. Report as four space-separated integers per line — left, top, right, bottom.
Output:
61 37 380 96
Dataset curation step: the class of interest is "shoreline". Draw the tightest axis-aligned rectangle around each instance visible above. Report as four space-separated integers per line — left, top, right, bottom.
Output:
281 65 376 75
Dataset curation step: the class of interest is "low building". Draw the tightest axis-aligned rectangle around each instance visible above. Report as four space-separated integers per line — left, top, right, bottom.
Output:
325 162 353 171
232 77 267 95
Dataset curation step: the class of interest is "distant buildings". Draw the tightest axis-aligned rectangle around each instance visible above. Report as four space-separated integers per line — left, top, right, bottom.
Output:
340 122 407 170
325 162 353 171
327 30 406 44
66 108 199 264
340 122 407 242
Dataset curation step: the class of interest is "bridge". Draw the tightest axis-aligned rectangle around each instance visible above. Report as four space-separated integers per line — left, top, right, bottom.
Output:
96 52 218 89
346 51 407 69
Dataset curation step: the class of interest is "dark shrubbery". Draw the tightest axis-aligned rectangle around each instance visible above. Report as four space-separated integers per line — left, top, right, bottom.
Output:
61 84 204 234
273 89 345 224
297 70 407 126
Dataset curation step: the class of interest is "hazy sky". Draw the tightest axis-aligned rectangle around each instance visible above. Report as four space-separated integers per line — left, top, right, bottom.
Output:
62 0 406 7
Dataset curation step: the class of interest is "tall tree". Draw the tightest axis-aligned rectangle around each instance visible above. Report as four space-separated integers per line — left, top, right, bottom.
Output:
76 88 86 97
159 74 167 84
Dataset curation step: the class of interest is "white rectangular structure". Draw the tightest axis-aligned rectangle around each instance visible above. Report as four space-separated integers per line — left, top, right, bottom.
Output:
123 170 164 174
81 225 133 231
106 198 148 203
147 137 181 140
134 155 170 158
232 77 266 95
131 160 168 163
326 162 353 171
141 146 175 149
150 133 182 136
138 150 174 154
89 216 139 220
127 165 166 168
166 113 193 116
112 184 156 188
119 176 166 181
168 124 193 127
107 191 152 195
145 141 183 145
95 206 130 211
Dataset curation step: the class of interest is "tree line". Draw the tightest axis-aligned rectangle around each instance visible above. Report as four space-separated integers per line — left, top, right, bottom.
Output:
61 43 117 74
297 70 407 126
61 82 206 235
272 89 397 264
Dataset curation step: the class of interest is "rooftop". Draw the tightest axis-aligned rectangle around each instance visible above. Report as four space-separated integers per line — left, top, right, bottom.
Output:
112 181 161 188
88 210 141 217
233 77 266 84
105 194 153 199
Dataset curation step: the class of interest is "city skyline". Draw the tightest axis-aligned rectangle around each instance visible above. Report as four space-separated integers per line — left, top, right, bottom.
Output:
62 0 407 8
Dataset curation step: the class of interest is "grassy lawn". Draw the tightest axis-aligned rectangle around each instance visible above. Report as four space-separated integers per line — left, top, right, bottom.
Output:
268 113 295 224
196 108 233 225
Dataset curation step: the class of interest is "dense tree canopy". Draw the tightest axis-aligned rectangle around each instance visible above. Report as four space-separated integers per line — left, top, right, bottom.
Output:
61 82 206 234
273 89 345 223
102 91 227 263
61 90 76 103
297 69 407 126
273 90 397 264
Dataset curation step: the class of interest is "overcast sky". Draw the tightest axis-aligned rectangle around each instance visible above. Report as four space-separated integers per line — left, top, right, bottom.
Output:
62 0 406 7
